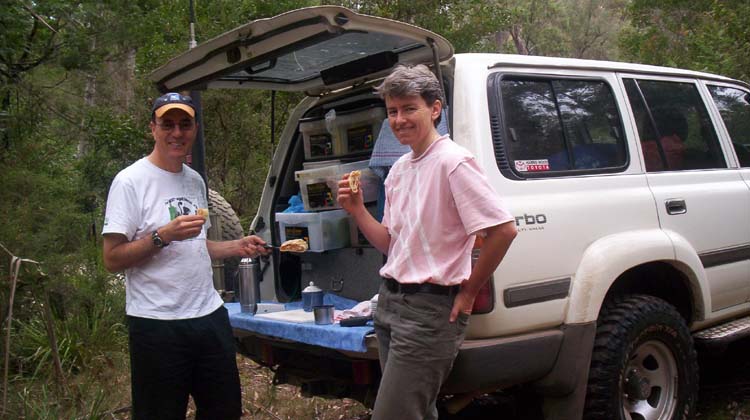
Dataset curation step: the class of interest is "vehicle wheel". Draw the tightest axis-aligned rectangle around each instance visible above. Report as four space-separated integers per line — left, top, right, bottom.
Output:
584 294 698 420
208 189 244 292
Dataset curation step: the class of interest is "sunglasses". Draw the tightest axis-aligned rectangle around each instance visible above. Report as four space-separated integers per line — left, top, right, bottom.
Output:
155 92 193 106
156 121 196 132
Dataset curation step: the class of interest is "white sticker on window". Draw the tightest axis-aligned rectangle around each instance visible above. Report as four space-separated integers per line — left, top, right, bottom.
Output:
515 159 550 172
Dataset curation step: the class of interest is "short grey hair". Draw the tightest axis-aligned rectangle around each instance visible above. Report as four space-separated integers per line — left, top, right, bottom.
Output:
375 64 444 127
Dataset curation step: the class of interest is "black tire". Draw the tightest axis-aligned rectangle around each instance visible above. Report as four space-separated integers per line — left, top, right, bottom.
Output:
584 295 698 420
208 189 244 292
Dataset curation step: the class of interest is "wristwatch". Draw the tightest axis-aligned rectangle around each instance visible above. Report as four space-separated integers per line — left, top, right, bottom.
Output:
151 230 169 248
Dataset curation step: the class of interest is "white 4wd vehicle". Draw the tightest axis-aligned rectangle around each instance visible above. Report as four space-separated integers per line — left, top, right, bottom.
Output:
151 6 750 420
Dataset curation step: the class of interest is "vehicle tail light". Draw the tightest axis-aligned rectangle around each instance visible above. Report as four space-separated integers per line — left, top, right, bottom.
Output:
471 236 495 314
472 280 495 314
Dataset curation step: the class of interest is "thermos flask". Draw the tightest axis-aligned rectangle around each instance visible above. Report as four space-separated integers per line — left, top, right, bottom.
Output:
239 257 261 314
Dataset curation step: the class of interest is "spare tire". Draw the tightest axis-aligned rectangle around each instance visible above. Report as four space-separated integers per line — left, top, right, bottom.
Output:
208 189 244 293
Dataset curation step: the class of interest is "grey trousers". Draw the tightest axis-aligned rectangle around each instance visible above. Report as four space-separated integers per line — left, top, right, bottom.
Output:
372 282 470 420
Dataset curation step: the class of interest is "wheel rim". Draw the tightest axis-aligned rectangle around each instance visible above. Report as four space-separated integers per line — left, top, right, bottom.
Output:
622 340 678 420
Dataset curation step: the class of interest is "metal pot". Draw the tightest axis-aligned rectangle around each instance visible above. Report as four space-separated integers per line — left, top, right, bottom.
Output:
313 305 334 325
302 281 324 312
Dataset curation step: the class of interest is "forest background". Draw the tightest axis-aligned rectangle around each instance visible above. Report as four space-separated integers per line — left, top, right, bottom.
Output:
1 0 749 418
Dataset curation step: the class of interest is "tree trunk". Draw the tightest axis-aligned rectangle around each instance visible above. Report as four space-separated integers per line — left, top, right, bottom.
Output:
123 48 136 110
511 24 530 55
78 38 97 158
494 26 530 55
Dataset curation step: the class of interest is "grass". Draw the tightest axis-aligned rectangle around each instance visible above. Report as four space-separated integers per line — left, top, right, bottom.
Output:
5 352 369 420
6 354 131 419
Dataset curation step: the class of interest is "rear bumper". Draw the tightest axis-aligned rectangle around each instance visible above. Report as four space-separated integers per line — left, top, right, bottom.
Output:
443 322 596 396
234 321 596 399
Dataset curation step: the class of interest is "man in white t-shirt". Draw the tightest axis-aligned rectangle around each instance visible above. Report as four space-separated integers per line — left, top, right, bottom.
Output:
337 65 517 420
102 92 268 419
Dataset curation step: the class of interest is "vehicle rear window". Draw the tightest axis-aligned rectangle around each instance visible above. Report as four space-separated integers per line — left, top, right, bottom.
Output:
624 79 726 172
491 76 627 178
707 85 750 167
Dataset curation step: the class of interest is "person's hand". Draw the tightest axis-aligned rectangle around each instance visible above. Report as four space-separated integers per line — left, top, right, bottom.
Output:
449 288 476 323
337 173 364 214
159 215 206 243
237 235 270 258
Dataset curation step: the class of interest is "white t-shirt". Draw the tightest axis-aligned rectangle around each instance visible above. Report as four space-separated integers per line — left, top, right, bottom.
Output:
102 157 223 320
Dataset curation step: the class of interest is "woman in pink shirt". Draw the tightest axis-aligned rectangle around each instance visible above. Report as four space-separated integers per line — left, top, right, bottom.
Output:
338 65 517 420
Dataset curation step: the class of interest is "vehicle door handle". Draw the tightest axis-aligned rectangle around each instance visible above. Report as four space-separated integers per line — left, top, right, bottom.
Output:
665 199 687 215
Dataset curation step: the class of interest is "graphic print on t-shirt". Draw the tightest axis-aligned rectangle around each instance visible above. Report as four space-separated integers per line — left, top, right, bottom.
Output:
167 196 200 220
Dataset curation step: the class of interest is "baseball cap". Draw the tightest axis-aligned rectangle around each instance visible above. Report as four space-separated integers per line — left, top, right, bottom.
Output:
151 92 195 119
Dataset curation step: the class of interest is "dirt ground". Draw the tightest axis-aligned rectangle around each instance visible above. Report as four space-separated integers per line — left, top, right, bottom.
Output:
233 357 370 420
227 337 750 420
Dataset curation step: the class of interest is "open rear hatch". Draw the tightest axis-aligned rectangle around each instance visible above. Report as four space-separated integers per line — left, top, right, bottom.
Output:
149 6 453 95
150 6 455 305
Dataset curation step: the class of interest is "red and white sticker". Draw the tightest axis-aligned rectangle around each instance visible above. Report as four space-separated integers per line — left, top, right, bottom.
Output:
515 159 550 172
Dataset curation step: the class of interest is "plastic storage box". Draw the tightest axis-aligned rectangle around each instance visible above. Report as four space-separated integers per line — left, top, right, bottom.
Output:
295 162 339 211
334 106 386 155
276 210 351 252
300 117 336 160
295 160 380 211
300 106 386 160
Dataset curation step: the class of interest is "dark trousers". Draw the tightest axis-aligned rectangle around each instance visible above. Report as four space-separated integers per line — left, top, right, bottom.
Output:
127 306 242 420
372 282 469 420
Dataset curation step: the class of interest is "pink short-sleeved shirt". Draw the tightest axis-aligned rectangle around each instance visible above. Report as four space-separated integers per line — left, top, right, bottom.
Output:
380 135 514 286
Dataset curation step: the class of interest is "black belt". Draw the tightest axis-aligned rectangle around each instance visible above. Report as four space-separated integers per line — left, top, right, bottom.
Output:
384 278 459 296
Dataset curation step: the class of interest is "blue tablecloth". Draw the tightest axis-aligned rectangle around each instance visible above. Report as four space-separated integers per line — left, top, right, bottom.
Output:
225 293 374 353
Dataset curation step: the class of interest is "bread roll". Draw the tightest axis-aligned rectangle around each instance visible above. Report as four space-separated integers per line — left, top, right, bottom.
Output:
280 239 308 253
349 170 361 193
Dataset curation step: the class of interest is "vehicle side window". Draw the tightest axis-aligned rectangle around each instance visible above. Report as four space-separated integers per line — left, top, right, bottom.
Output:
623 79 726 172
497 77 627 177
707 85 750 167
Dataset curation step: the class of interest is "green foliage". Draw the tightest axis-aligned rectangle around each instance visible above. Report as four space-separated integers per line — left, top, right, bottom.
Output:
0 258 128 418
333 0 513 53
621 0 750 81
10 360 127 419
0 2 59 82
11 273 126 378
77 110 150 200
484 0 630 59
